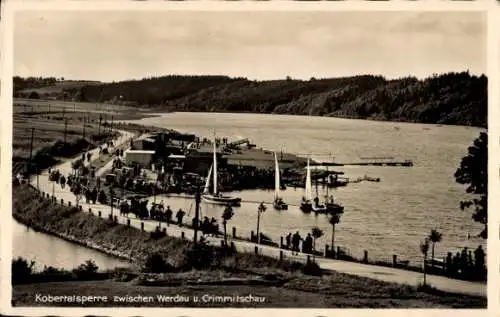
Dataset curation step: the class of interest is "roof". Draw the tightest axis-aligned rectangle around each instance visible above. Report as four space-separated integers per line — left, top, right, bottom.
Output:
125 150 155 154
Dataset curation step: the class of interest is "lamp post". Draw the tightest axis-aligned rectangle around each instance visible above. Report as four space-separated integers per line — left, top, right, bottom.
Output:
256 202 266 244
193 178 202 248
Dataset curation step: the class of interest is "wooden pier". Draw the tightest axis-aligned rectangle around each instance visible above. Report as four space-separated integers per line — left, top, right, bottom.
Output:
311 160 413 167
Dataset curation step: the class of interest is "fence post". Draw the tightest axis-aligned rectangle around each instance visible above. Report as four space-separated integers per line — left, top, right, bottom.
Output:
325 245 329 257
363 250 368 263
280 236 284 249
89 208 92 214
127 219 130 227
232 227 236 238
114 215 118 223
141 222 144 231
251 230 254 242
393 254 397 267
162 227 166 235
98 211 102 217
254 246 258 255
61 199 64 205
280 250 284 261
68 201 71 207
79 205 83 211
307 255 311 264
337 246 341 259
181 232 185 239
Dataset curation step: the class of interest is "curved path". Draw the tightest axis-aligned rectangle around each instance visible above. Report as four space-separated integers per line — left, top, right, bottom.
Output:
30 130 486 297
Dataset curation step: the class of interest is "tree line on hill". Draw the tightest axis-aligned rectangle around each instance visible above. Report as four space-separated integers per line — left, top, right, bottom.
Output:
14 72 487 127
14 76 58 92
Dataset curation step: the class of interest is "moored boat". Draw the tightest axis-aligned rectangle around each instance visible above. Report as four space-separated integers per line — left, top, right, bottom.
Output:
300 158 313 213
201 133 241 207
273 151 288 210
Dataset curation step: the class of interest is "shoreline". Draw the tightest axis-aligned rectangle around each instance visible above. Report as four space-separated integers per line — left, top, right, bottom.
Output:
15 98 486 129
11 185 487 308
14 122 486 284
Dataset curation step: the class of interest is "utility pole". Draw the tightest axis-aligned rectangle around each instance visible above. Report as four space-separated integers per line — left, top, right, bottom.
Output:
98 114 102 137
193 181 201 248
82 116 86 140
110 186 114 216
27 128 34 175
64 118 68 143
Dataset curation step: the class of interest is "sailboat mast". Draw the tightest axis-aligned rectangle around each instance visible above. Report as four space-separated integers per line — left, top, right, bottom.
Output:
274 152 280 200
213 133 218 195
305 157 312 201
315 166 319 197
204 164 212 194
326 167 329 197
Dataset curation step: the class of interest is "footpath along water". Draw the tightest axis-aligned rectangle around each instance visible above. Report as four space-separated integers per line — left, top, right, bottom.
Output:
130 112 486 265
29 129 485 297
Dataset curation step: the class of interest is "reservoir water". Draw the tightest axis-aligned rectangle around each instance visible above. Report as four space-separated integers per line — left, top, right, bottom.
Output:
130 112 486 265
12 219 130 272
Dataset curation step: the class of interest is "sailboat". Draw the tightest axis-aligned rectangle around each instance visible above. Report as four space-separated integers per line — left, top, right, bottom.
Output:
273 152 288 210
311 165 328 214
324 169 345 214
201 135 242 207
300 158 313 213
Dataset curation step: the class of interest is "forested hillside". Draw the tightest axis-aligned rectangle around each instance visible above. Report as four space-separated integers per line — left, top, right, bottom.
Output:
14 72 487 127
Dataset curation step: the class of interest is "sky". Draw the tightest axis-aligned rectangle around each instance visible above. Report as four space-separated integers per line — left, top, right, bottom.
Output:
14 10 486 82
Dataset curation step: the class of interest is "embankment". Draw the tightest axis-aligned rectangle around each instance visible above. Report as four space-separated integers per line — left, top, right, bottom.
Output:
12 184 487 308
12 184 308 272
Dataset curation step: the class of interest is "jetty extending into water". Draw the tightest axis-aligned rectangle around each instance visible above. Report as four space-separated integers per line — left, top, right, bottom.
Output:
311 159 413 167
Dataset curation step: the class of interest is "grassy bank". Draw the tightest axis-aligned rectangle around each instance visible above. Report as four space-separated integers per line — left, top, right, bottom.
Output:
12 184 486 308
13 107 117 176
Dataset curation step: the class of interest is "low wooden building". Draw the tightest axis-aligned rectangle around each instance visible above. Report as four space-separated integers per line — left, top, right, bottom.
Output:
124 150 155 167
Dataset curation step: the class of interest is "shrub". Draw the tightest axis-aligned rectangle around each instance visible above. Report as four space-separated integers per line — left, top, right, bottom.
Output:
302 261 322 276
37 266 73 282
12 257 35 284
150 228 167 240
73 260 99 280
183 243 216 270
143 252 174 273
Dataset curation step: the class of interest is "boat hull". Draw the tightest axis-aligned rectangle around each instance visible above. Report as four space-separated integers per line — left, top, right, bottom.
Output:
273 202 288 210
300 202 313 213
313 205 328 213
202 194 241 207
326 203 344 214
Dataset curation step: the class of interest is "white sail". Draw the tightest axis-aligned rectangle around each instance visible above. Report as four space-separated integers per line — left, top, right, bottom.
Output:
274 152 280 200
204 164 213 194
212 134 218 195
305 158 313 201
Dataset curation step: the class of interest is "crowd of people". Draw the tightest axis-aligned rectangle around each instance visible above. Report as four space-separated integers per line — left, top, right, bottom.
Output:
284 232 316 255
442 245 486 280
